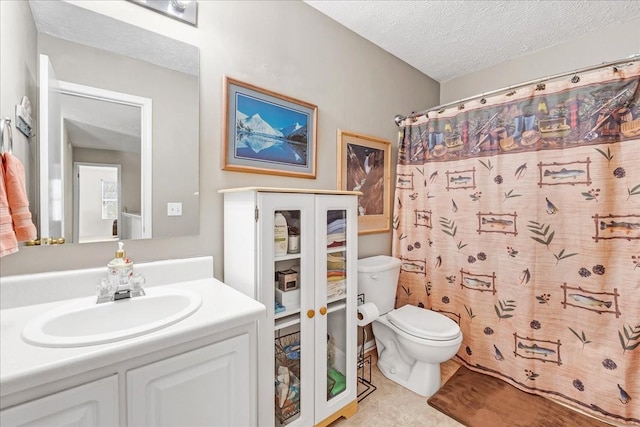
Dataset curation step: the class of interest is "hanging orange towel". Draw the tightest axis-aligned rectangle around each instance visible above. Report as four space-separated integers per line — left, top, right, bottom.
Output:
0 159 19 256
3 152 37 242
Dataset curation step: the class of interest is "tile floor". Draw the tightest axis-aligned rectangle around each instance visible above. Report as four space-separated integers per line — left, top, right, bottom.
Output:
329 353 463 427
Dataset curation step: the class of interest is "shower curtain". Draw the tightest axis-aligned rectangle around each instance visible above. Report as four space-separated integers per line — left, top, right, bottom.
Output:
392 62 639 425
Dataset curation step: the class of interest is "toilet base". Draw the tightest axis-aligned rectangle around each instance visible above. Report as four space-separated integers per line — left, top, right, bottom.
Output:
377 357 441 397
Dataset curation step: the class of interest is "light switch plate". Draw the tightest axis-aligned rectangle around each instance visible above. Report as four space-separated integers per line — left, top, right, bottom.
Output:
167 202 182 216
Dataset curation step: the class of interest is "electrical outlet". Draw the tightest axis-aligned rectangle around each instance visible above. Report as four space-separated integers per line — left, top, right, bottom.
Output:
167 202 182 216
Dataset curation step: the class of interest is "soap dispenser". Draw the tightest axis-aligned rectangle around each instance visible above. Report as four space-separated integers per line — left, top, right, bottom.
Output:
108 241 133 288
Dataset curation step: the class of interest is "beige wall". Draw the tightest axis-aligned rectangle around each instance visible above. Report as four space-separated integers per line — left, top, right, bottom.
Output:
441 18 640 104
0 1 438 279
0 1 38 217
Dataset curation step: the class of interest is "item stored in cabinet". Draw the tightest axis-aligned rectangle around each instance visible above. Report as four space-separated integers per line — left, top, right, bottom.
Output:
277 269 298 291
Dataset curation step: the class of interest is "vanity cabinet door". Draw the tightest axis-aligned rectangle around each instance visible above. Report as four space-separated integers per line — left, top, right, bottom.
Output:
127 334 251 427
0 376 118 427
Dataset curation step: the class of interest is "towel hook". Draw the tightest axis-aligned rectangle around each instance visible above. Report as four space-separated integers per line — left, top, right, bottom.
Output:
1 117 13 155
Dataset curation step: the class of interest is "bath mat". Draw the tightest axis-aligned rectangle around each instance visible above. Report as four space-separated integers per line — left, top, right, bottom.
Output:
427 366 611 427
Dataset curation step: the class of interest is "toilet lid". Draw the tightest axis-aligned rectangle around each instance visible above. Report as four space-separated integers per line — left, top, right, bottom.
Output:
387 305 460 340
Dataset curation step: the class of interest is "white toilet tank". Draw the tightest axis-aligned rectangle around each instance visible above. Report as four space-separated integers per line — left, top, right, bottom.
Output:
357 255 402 315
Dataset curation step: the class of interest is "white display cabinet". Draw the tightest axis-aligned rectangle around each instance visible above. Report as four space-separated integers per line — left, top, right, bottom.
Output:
221 188 359 427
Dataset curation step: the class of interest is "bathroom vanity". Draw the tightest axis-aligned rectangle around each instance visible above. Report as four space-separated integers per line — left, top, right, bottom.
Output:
0 257 265 426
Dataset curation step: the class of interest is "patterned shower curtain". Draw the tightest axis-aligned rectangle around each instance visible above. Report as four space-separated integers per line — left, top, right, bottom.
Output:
392 62 639 425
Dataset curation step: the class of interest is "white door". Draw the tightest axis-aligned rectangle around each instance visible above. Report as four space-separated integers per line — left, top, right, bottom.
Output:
38 54 63 241
0 376 118 426
73 163 120 243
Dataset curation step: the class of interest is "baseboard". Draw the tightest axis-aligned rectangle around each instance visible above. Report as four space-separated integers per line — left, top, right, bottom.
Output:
363 340 376 355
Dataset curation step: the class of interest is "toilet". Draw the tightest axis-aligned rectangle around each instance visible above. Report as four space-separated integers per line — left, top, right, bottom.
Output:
357 255 462 397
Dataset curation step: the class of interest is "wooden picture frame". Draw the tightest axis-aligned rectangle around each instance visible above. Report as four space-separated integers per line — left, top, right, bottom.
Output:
337 130 391 235
222 76 317 178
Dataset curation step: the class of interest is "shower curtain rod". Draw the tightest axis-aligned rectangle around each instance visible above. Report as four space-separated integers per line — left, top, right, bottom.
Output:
395 53 640 124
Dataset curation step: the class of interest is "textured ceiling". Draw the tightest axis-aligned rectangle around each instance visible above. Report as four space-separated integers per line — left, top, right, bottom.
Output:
305 0 640 82
29 0 198 76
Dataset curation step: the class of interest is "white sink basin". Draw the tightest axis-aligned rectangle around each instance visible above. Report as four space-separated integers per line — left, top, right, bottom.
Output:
22 287 202 348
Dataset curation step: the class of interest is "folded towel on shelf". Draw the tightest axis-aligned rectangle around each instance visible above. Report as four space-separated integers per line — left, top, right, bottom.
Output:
327 218 346 234
3 152 37 242
327 211 345 224
327 233 346 247
327 279 346 299
327 240 346 248
327 254 346 270
0 162 18 257
326 251 346 298
327 269 346 278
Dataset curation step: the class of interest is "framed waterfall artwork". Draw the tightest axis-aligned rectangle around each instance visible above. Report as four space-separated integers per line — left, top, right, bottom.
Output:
222 76 318 178
337 130 391 235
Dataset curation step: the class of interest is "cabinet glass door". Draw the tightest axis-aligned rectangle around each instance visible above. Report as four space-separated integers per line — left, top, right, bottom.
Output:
260 193 315 427
325 209 348 402
315 194 357 423
274 209 303 426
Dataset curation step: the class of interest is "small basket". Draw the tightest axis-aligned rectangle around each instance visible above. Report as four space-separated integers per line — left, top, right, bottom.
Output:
274 331 301 423
275 331 301 378
275 370 300 423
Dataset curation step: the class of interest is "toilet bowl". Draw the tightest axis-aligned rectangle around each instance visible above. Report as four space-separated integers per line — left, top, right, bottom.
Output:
357 255 462 397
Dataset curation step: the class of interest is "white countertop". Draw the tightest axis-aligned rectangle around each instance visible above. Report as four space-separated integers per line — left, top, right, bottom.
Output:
0 278 266 398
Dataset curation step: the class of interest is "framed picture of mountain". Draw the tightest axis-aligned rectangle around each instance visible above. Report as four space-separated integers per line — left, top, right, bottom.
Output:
223 77 318 178
337 130 391 235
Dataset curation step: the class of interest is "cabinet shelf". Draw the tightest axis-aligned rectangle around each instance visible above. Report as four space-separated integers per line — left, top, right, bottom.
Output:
275 313 301 331
327 246 347 254
275 307 301 320
327 299 347 313
275 253 301 262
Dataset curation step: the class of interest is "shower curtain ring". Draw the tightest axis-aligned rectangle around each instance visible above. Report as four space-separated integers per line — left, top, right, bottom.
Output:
480 94 486 104
571 70 580 84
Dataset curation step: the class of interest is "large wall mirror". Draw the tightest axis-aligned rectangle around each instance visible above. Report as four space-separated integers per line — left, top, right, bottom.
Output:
19 1 199 245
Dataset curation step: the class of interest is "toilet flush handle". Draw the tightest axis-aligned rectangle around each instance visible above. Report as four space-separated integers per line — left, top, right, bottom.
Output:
370 274 378 280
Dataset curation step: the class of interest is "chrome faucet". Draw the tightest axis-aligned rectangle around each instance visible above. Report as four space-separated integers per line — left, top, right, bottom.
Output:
96 274 146 304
